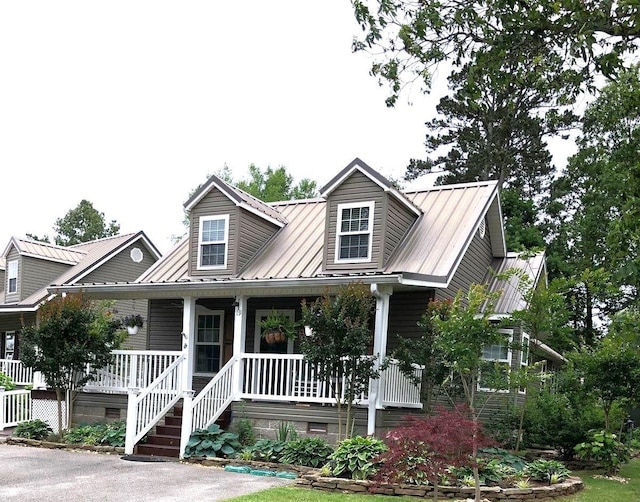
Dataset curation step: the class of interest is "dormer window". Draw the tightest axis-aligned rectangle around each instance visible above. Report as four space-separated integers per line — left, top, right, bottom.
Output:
7 260 17 294
198 215 229 269
335 202 374 262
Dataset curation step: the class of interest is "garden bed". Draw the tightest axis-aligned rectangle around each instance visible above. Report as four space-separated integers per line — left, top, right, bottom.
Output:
6 436 124 455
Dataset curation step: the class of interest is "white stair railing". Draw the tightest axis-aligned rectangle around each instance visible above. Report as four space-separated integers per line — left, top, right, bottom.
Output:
189 356 237 432
0 359 33 386
124 354 185 455
0 388 32 430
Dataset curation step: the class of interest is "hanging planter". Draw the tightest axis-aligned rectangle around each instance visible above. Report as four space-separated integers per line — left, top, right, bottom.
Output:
121 313 145 335
260 311 298 345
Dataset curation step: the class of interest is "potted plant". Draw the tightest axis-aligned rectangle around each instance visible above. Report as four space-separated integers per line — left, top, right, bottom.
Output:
259 311 298 345
121 313 145 335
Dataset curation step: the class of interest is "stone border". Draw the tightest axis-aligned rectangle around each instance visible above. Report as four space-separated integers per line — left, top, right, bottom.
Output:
297 473 584 500
5 436 124 455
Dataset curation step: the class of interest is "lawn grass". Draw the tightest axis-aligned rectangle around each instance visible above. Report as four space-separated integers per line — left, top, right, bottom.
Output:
226 458 640 501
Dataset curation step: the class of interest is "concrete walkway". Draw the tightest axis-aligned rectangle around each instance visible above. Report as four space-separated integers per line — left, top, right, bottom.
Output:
0 443 294 501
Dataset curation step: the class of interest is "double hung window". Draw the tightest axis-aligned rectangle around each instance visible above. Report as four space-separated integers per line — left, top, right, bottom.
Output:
198 215 229 269
335 202 374 262
7 260 17 294
195 310 223 374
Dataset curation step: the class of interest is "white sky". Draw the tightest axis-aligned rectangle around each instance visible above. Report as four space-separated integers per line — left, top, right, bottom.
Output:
0 2 575 255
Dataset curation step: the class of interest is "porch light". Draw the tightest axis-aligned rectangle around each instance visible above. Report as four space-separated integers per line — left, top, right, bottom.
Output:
232 297 242 315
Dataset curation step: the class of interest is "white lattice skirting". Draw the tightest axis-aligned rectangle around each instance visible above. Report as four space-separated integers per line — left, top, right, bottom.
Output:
32 399 68 434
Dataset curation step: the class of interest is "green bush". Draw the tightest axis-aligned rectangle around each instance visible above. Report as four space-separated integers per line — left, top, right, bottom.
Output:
234 418 255 446
63 421 126 447
524 459 571 484
575 430 630 476
244 438 286 462
14 419 52 440
184 423 241 458
0 372 16 391
279 437 334 467
330 436 387 480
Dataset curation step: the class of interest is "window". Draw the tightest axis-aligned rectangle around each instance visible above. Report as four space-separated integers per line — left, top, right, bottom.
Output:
7 260 18 294
335 202 374 262
198 215 229 269
519 333 530 393
194 311 223 374
478 329 513 392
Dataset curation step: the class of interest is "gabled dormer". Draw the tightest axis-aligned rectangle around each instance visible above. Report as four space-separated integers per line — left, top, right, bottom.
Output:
2 237 84 303
184 175 287 277
320 158 421 272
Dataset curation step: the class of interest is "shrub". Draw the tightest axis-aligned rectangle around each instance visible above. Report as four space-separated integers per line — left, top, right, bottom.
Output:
14 419 53 440
244 438 286 462
184 423 241 458
279 437 334 467
62 421 126 447
524 459 571 484
575 430 629 476
0 372 16 391
330 436 387 480
234 418 255 446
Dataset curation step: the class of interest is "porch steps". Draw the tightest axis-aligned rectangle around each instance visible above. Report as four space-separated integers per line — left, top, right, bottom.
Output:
133 405 233 458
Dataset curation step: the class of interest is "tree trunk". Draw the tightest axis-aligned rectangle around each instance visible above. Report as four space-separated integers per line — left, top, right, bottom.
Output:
55 387 64 437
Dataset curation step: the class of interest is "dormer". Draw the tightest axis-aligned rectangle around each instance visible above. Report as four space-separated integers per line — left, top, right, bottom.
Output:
184 175 287 277
320 158 422 272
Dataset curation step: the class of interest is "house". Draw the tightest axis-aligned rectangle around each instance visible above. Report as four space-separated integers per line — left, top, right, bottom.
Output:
0 232 161 381
45 158 561 457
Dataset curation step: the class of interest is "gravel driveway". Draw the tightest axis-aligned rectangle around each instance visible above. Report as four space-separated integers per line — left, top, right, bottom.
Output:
0 444 294 502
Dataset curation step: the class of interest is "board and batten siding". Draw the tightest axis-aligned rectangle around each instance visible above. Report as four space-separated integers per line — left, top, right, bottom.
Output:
188 189 237 277
323 170 385 271
148 299 182 351
435 226 493 302
82 243 158 283
237 209 280 272
3 247 20 303
21 255 70 301
383 195 417 263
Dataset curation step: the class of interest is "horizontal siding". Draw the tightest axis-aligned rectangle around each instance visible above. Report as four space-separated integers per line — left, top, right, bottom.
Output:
148 299 183 351
387 290 434 353
384 195 417 264
82 242 158 283
324 171 385 271
189 189 237 277
436 230 493 302
21 256 70 301
115 299 149 350
237 209 279 271
232 401 368 428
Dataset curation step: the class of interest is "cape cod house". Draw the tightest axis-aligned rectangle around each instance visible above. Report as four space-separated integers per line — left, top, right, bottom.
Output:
40 158 563 458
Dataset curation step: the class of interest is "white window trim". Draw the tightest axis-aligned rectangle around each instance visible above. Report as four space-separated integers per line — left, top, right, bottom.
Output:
193 307 224 376
197 214 230 270
518 332 530 394
334 201 374 264
478 328 513 392
254 308 295 354
7 260 18 294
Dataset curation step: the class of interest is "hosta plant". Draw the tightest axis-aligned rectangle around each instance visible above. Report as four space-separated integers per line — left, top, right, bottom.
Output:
14 419 53 440
524 459 570 484
330 435 387 480
245 438 286 462
279 437 334 467
184 423 241 458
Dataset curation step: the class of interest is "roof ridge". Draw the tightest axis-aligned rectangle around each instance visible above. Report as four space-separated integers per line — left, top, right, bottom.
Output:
69 232 138 248
16 236 88 255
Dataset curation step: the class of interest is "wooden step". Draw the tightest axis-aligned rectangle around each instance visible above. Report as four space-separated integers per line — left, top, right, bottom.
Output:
155 424 181 437
135 443 180 458
146 434 181 447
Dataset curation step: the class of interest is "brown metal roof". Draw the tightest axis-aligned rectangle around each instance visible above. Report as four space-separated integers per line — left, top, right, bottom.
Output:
488 251 546 314
130 180 501 287
4 237 86 265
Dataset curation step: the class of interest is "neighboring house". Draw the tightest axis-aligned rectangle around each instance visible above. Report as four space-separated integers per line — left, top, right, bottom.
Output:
0 232 161 362
48 158 563 456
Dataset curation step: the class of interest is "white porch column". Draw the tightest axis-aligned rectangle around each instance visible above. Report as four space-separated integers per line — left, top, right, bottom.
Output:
182 296 196 392
368 284 392 436
231 295 247 400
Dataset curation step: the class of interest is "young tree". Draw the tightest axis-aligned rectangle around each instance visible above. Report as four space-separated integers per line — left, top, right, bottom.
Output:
300 282 377 440
20 294 123 434
236 164 317 202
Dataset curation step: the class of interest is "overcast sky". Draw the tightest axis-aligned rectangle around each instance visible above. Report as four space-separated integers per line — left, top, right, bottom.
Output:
0 2 574 255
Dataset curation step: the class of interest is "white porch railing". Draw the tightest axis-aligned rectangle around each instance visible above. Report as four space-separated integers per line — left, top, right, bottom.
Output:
0 388 32 430
0 359 33 386
124 354 186 455
239 353 422 408
85 351 182 393
381 360 423 408
190 356 237 432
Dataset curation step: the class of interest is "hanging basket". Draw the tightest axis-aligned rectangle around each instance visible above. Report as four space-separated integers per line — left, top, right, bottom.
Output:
127 326 140 335
264 329 286 345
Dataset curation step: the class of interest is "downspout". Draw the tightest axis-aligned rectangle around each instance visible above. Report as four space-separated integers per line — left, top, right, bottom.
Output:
368 284 392 436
